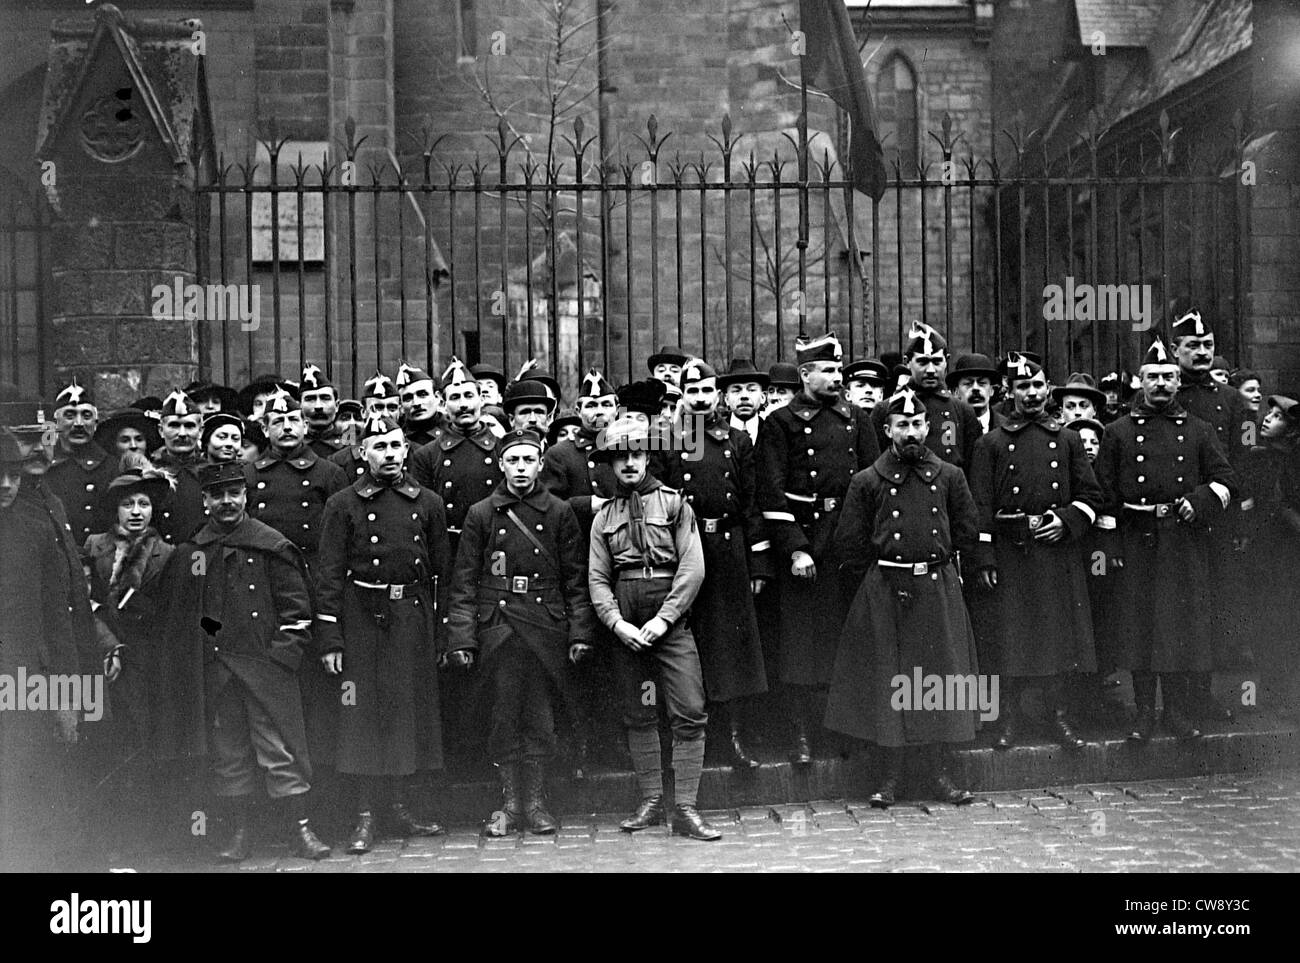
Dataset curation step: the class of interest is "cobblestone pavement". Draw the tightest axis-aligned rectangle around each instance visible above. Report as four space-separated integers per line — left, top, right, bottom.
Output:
113 770 1300 873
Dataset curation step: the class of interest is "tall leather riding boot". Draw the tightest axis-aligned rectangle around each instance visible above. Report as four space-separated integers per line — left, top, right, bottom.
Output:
485 762 523 837
786 687 813 764
1129 671 1157 742
725 701 760 770
216 796 252 863
869 745 904 808
521 760 558 835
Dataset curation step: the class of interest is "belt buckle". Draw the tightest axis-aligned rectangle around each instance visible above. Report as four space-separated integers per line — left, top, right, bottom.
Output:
1028 513 1044 530
1155 503 1173 519
823 497 839 512
388 584 404 600
703 518 718 534
510 576 529 594
911 562 929 576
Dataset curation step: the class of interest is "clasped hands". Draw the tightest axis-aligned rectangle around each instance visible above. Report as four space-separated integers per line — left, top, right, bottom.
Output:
613 616 671 652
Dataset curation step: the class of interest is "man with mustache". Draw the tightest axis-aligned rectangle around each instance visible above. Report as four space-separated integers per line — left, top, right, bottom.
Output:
871 322 983 475
446 427 595 835
825 388 978 808
540 367 622 533
44 381 118 546
1170 307 1253 721
655 359 770 769
1095 336 1237 742
948 354 1003 436
588 415 717 840
315 414 452 853
411 359 502 555
501 379 556 435
395 361 445 447
153 459 331 863
756 333 880 763
153 389 209 545
299 364 349 458
971 353 1103 751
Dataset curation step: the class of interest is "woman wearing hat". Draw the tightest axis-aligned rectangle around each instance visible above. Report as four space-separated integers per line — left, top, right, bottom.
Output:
202 412 245 464
95 408 162 460
83 453 176 812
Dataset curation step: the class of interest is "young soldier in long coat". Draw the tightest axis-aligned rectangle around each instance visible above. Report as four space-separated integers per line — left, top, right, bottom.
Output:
44 380 118 546
446 428 595 835
970 353 1102 750
1095 337 1237 742
315 415 451 854
153 460 330 862
756 333 879 762
658 359 770 768
1169 307 1253 720
825 389 978 808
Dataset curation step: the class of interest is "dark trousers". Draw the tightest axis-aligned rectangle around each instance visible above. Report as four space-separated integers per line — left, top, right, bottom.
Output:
488 642 558 764
210 678 311 799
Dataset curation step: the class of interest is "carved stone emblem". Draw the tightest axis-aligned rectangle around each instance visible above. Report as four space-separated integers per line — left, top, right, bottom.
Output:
79 87 144 163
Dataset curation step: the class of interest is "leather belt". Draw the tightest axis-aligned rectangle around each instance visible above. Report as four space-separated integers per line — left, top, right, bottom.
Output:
995 509 1058 531
353 579 423 600
877 558 951 576
1123 501 1177 519
785 491 840 513
482 575 559 595
616 567 677 580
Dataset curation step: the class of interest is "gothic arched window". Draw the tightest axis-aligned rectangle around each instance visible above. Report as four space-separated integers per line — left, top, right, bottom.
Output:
877 53 919 175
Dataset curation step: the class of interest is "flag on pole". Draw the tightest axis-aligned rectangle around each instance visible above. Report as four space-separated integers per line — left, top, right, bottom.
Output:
799 0 888 201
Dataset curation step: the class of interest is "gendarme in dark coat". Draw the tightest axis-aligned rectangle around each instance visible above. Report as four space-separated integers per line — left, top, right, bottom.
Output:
824 446 981 747
970 414 1102 676
410 420 503 538
1095 400 1237 673
248 444 350 561
869 385 983 473
45 440 117 545
756 391 880 686
314 472 452 775
654 411 769 702
152 515 315 766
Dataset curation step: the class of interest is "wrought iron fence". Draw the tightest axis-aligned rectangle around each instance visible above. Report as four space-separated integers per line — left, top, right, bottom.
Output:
0 168 50 396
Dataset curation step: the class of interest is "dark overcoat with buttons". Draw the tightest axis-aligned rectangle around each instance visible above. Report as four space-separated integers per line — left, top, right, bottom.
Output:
824 447 980 746
152 450 210 545
45 441 118 545
329 444 370 482
1095 401 1237 673
654 412 769 702
970 416 1102 676
870 386 983 474
540 427 620 534
446 482 595 693
1178 371 1252 662
756 392 880 686
314 473 451 775
307 424 350 459
410 421 504 544
247 444 349 763
152 515 315 765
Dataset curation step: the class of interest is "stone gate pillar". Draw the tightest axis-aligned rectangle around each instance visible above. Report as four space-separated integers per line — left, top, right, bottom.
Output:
34 3 214 407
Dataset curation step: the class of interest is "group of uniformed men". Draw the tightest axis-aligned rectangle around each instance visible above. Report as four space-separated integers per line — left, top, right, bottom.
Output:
1 301 1296 865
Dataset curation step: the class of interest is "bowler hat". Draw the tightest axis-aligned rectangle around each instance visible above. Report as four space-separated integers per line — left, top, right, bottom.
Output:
945 353 1000 389
716 358 770 391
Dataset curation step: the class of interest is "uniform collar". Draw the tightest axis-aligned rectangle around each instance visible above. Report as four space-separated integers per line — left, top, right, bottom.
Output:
354 471 421 500
680 411 730 442
489 481 552 510
438 421 496 452
915 384 951 401
255 444 317 471
1131 399 1188 421
52 440 108 469
1000 411 1061 433
788 393 853 422
876 445 944 481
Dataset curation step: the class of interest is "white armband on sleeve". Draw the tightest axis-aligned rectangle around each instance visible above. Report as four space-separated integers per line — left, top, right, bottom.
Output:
750 540 771 553
1208 481 1231 510
762 511 796 522
1068 501 1097 525
316 613 338 624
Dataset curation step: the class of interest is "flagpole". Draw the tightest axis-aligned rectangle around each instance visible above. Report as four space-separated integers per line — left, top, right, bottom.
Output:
797 58 809 338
